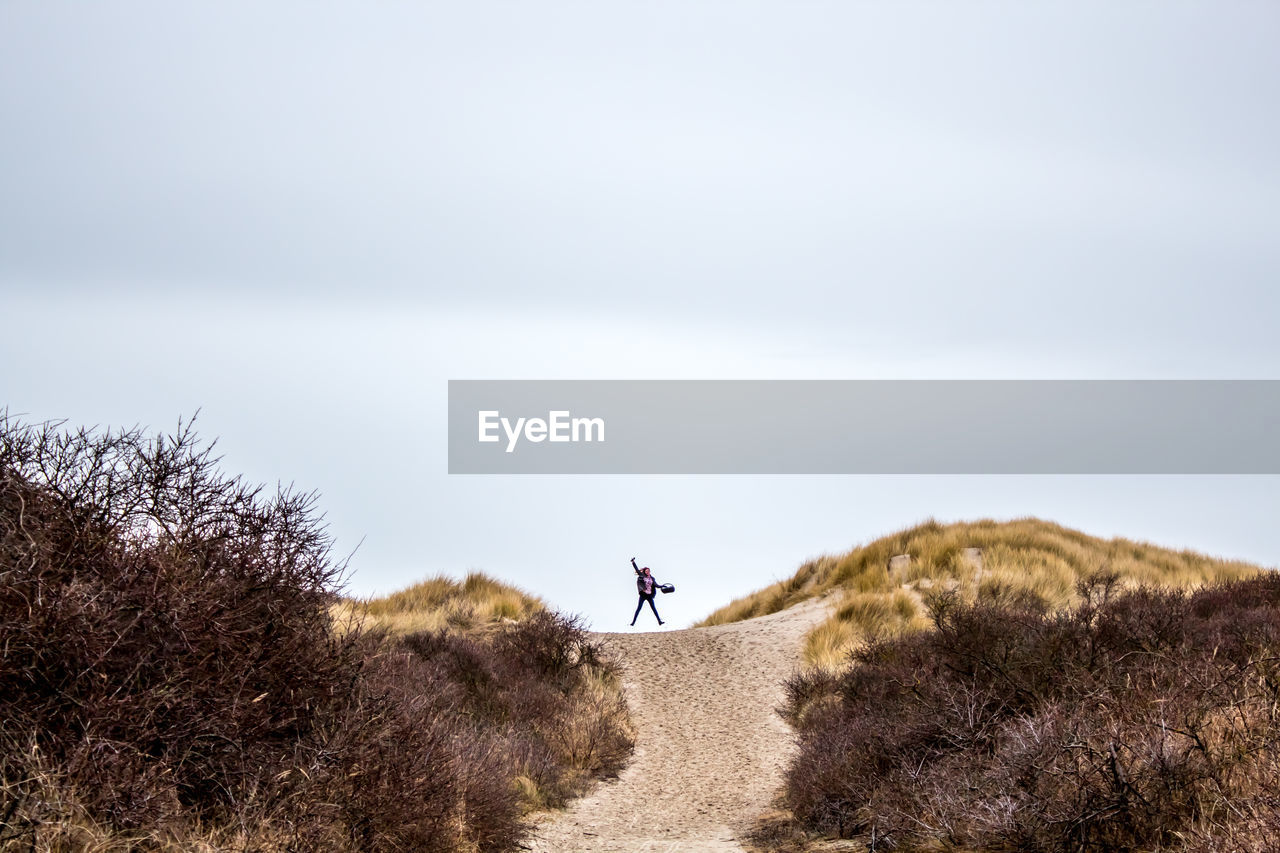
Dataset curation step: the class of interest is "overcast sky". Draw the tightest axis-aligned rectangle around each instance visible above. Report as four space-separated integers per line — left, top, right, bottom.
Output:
3 2 1278 630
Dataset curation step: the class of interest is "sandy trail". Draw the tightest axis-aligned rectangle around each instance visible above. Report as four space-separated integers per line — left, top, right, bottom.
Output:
529 598 832 853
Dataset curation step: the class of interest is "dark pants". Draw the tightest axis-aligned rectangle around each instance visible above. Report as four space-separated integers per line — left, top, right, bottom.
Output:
632 592 661 624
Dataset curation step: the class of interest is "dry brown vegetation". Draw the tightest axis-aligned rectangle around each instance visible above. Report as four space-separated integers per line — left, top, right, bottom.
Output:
0 415 632 852
766 573 1280 852
699 518 1261 669
711 519 1280 853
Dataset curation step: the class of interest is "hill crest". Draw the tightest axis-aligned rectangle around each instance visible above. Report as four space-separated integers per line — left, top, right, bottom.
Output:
697 517 1269 668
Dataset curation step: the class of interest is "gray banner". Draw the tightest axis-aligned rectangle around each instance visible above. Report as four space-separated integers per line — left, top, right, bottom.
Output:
447 380 1280 474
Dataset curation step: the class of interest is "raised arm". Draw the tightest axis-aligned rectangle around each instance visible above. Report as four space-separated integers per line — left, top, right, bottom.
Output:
631 556 640 575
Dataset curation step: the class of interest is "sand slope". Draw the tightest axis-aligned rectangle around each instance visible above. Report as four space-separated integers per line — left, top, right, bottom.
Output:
529 597 832 852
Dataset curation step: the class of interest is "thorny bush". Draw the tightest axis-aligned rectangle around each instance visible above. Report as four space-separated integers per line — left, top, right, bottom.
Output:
782 572 1280 852
0 416 631 852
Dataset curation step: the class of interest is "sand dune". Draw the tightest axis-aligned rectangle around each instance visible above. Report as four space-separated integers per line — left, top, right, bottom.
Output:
530 597 832 852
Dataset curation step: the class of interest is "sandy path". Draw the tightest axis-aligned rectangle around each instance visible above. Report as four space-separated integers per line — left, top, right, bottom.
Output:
529 598 832 853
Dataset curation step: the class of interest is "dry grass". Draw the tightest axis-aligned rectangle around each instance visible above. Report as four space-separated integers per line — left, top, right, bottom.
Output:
331 571 546 637
699 518 1265 669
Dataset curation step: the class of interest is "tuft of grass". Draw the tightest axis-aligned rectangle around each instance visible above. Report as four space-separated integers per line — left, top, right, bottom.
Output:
331 571 546 636
701 556 837 627
700 518 1265 669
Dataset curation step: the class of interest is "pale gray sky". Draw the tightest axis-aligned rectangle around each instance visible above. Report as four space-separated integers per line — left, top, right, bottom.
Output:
3 2 1278 629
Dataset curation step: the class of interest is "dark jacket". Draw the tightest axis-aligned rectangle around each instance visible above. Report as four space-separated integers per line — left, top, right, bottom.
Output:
632 559 659 596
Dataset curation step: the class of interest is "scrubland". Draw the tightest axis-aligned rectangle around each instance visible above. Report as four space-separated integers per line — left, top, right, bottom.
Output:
0 416 631 853
706 519 1280 852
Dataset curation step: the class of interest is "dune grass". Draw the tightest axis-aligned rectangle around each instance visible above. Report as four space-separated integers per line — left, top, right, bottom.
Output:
332 570 547 636
698 517 1265 669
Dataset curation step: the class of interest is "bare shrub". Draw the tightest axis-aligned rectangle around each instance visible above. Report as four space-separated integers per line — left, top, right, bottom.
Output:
0 415 632 852
783 571 1280 851
396 612 633 811
0 416 356 836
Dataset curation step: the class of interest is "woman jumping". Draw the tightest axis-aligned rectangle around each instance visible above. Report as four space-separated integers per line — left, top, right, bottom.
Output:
630 557 664 626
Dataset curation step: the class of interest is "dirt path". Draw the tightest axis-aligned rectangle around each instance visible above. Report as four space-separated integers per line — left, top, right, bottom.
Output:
529 598 832 852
